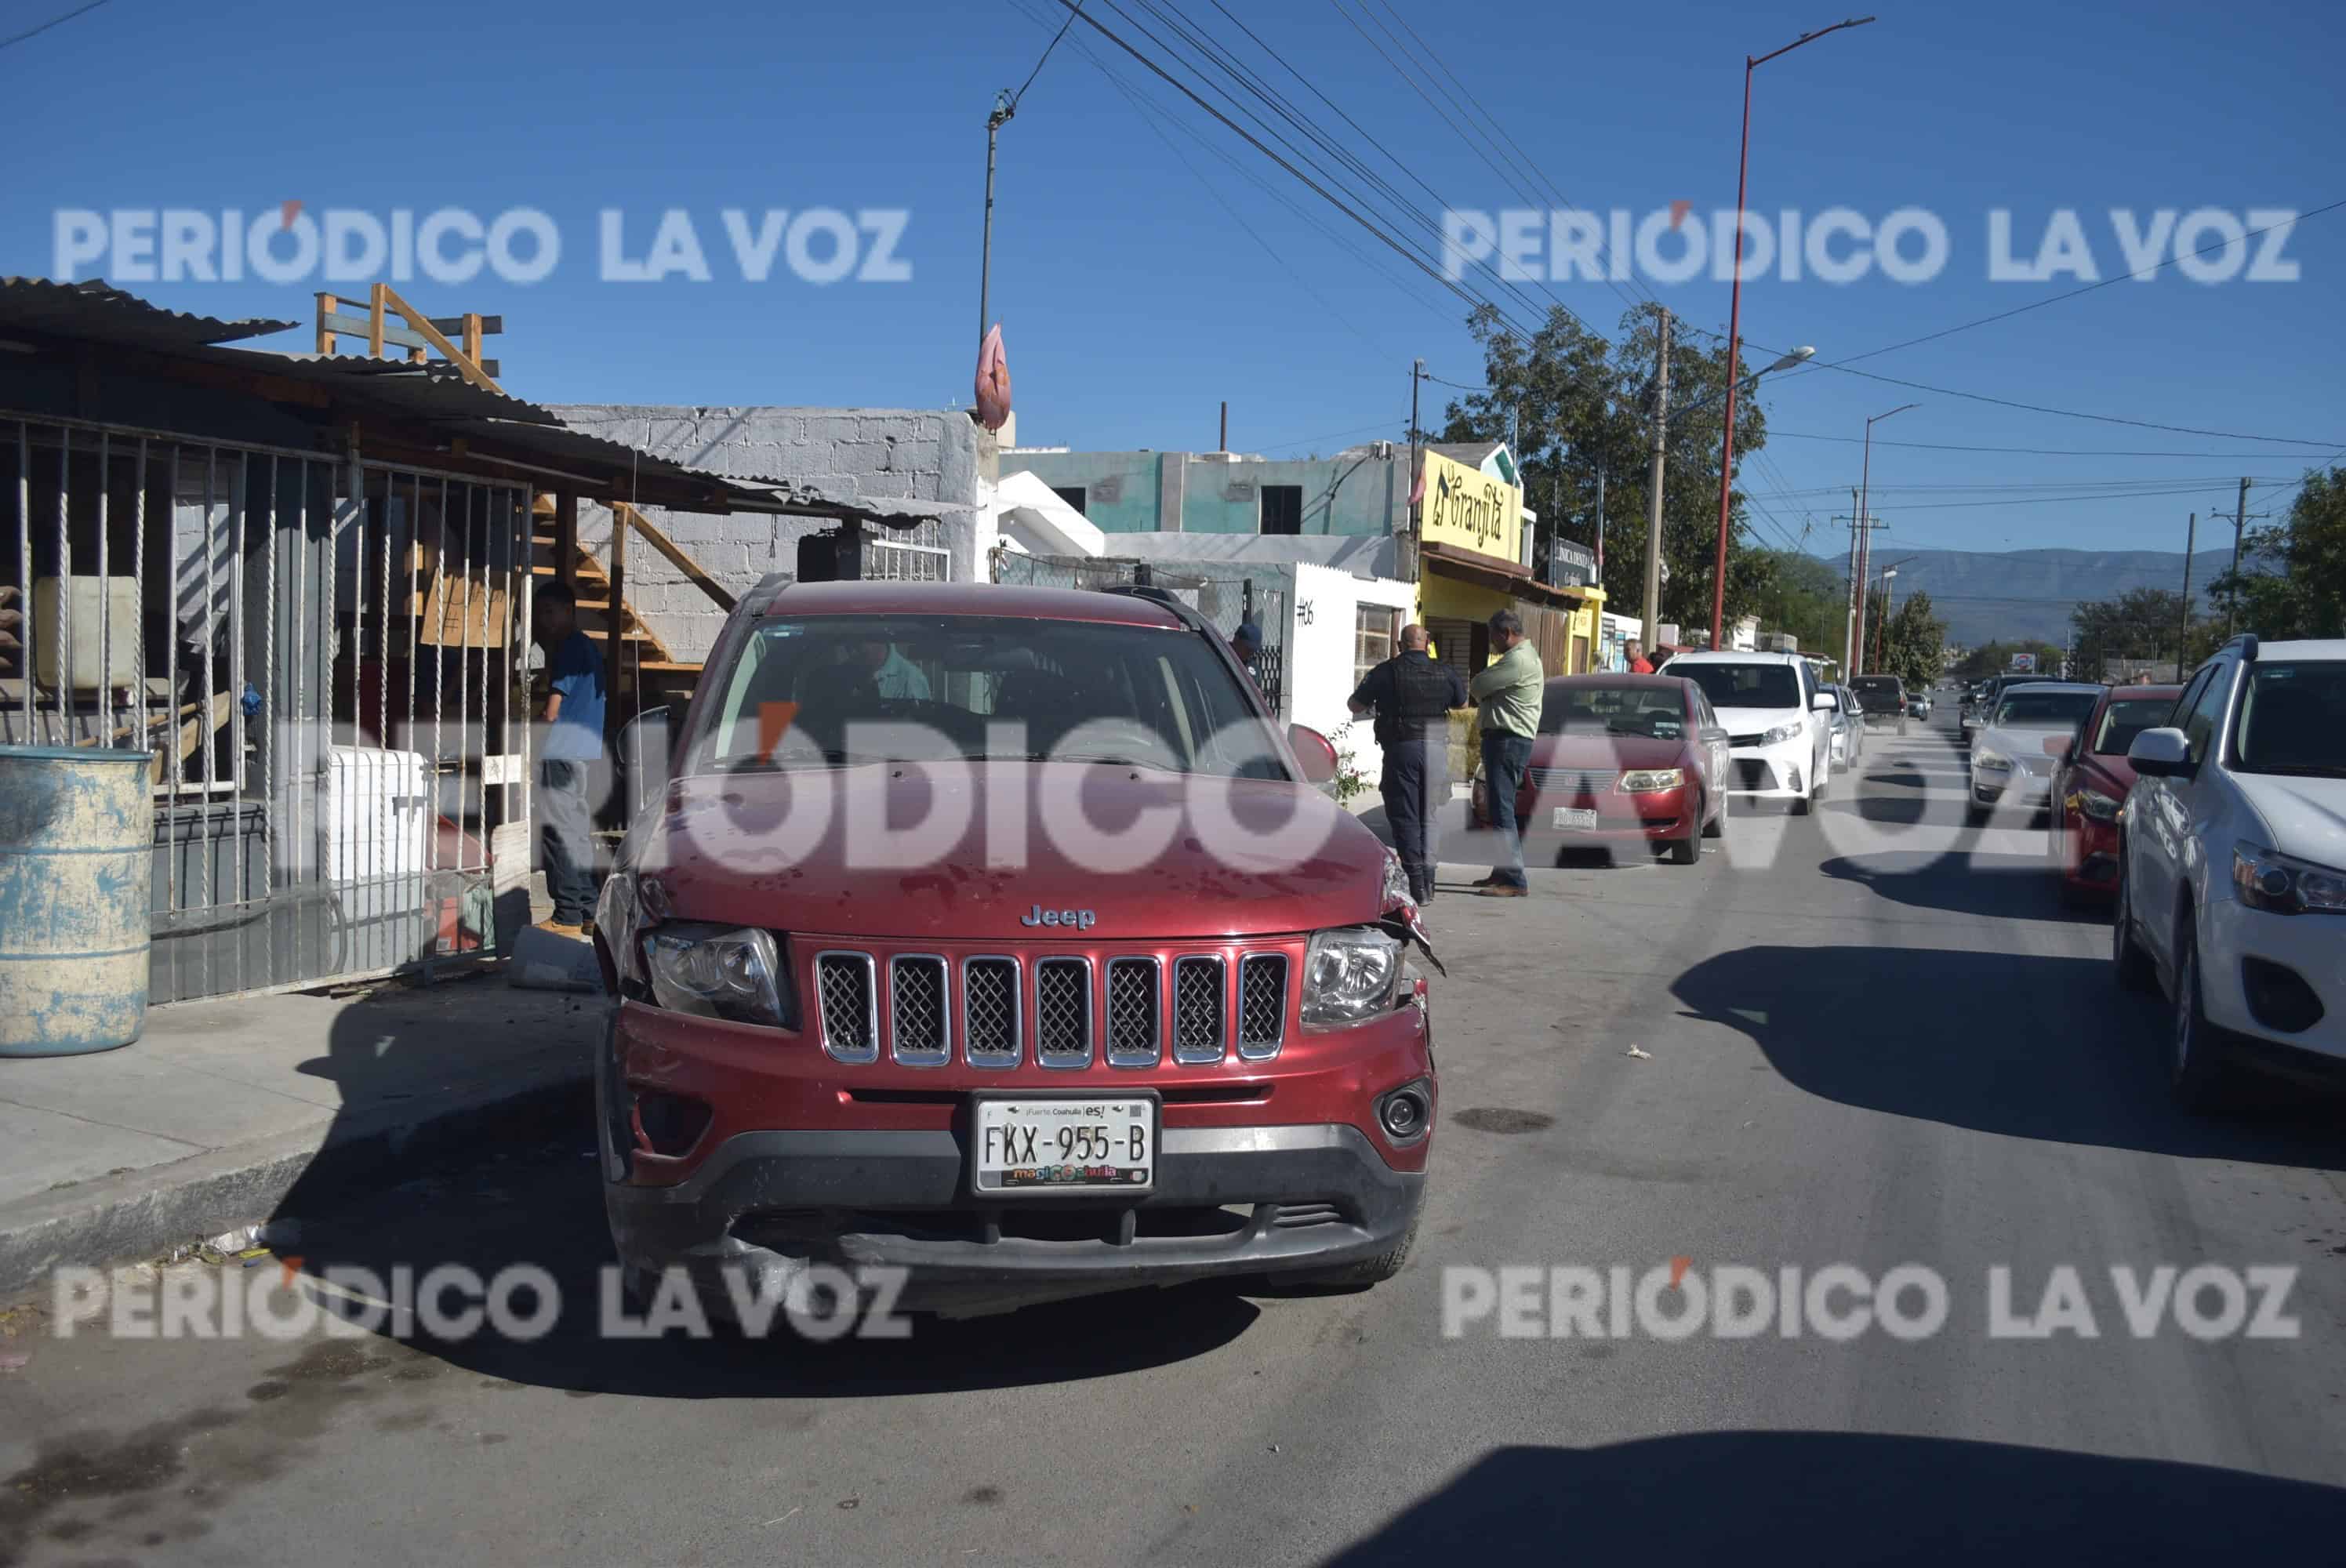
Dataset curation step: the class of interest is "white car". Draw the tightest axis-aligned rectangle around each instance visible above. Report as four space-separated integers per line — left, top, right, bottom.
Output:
2115 636 2346 1108
1966 681 2105 822
1662 651 1834 815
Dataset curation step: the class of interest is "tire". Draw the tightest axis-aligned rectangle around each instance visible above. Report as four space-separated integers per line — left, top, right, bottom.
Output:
1667 827 1699 865
1702 790 1725 839
2169 915 2235 1112
1789 784 1813 817
1964 801 1989 828
2112 848 2157 993
1280 1207 1420 1290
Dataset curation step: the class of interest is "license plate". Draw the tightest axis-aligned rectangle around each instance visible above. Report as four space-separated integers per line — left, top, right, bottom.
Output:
1551 807 1600 831
972 1097 1156 1195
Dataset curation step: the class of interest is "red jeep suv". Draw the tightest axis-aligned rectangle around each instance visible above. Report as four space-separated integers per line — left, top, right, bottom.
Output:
591 580 1438 1319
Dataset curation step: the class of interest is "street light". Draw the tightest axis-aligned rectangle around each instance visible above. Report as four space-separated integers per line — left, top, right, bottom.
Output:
1847 401 1917 671
1671 344 1816 426
1872 560 1914 674
1707 15 1879 650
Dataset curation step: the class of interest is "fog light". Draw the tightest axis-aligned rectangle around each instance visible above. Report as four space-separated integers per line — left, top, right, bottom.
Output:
631 1090 714 1157
1377 1083 1431 1142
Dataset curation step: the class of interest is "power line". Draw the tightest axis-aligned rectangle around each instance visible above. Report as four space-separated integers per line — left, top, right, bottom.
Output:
0 0 107 53
1009 0 1087 105
1789 199 2346 372
1770 430 2346 459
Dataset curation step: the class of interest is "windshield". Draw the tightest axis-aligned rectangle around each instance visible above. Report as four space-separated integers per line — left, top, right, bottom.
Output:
685 613 1284 778
1676 662 1800 712
1538 682 1688 739
2093 696 2177 756
1850 677 1900 695
1992 690 2099 728
2231 661 2346 775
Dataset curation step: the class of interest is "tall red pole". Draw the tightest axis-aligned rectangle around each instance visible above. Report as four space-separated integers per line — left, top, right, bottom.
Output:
1707 60 1754 650
1703 17 1877 650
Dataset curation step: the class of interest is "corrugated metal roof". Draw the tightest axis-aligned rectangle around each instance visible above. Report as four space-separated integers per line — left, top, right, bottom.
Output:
0 277 296 347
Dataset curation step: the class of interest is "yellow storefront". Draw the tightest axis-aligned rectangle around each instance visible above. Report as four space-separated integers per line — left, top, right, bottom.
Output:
1414 448 1603 678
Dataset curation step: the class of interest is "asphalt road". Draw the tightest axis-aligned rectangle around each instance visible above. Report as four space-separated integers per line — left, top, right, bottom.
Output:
5 710 2344 1566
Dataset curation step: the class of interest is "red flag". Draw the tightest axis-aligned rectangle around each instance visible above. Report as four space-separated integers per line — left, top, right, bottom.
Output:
975 324 1011 432
1408 455 1425 509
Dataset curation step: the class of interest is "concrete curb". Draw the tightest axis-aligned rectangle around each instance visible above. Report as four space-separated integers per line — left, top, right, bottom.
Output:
0 1061 593 1300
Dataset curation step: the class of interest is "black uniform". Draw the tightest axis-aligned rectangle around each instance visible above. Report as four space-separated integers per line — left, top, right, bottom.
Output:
1349 650 1467 902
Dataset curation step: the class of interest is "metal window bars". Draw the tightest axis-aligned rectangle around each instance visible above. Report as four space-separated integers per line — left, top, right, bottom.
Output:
0 410 536 1001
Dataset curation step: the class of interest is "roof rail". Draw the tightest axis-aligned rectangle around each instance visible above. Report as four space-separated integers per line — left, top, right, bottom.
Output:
1100 582 1217 638
2222 632 2259 662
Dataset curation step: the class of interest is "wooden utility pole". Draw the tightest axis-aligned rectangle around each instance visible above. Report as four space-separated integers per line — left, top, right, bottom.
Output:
2224 476 2251 640
2177 512 2197 680
1642 309 1669 649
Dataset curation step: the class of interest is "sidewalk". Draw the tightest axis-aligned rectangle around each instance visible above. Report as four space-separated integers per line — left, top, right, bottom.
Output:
0 971 601 1297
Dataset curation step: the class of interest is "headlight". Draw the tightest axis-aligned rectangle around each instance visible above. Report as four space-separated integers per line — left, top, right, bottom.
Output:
2068 788 2123 822
1381 848 1413 910
1618 768 1684 793
1302 925 1405 1025
1761 722 1802 746
2232 843 2346 916
643 922 794 1025
1974 750 2012 774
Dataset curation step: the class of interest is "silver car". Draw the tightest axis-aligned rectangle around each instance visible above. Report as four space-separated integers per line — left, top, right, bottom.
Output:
1967 681 2104 822
1825 685 1865 773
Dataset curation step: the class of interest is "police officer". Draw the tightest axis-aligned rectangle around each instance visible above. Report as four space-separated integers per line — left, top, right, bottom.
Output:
1349 624 1466 903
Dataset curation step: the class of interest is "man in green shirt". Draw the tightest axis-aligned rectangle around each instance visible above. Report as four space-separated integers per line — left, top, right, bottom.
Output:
1468 608 1543 895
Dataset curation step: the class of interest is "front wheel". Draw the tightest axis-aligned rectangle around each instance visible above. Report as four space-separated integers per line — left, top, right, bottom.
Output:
2169 918 2235 1112
2112 849 2157 993
1667 827 1699 865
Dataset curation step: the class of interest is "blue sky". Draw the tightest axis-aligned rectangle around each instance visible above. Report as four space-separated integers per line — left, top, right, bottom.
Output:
5 0 2342 562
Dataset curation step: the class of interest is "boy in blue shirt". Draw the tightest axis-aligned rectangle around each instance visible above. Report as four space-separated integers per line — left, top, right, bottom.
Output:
532 583 605 935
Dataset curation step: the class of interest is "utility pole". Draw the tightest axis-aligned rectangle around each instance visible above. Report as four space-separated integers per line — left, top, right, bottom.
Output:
1842 486 1860 672
1406 359 1424 585
1593 467 1606 590
2224 474 2250 640
978 92 1013 344
2177 512 2196 680
1643 308 1670 649
1218 400 1228 452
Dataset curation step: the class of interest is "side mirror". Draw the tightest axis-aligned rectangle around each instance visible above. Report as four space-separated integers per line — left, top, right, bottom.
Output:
1811 693 1838 712
1288 723 1338 785
2126 726 2190 779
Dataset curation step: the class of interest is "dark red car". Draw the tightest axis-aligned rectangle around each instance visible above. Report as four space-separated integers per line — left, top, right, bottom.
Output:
1469 674 1730 866
592 581 1439 1321
2046 683 2182 898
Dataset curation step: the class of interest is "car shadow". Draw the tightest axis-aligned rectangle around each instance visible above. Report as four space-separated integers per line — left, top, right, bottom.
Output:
1670 943 2344 1168
1821 848 2101 923
1318 1435 2346 1562
274 1138 1263 1398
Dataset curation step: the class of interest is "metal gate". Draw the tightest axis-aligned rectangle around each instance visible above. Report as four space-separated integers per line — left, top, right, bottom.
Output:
1 411 533 1001
990 551 1287 714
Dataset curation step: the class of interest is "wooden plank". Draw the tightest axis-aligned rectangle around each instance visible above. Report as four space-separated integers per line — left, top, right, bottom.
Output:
604 501 626 756
322 310 430 352
315 292 337 355
615 502 736 612
554 492 579 595
462 313 483 368
367 283 388 358
374 283 501 392
429 314 503 336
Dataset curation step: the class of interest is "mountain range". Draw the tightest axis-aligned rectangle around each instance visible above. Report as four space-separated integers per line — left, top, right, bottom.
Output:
1810 546 2251 648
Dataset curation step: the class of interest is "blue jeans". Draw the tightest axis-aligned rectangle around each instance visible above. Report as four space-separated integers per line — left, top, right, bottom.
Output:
1481 731 1533 889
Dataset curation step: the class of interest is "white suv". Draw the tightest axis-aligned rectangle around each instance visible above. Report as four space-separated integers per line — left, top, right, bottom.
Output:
2115 636 2346 1108
1662 652 1835 815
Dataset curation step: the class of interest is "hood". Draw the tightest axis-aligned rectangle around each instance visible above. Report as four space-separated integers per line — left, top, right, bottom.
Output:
2234 771 2346 867
1529 732 1690 771
1713 704 1807 735
633 762 1390 942
1974 724 2069 766
2078 750 2138 797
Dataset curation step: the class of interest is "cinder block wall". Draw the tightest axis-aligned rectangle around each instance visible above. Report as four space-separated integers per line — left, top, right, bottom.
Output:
550 405 987 661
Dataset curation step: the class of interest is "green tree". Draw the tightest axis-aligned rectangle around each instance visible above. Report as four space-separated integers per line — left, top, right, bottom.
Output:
2069 586 2190 678
1438 303 1778 637
1882 589 1947 691
2204 466 2346 641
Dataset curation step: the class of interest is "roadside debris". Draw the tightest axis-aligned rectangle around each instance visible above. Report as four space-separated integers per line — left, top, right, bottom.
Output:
1626 1045 1652 1059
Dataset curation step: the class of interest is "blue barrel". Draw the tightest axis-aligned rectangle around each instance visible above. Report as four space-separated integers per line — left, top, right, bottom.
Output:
0 744 154 1055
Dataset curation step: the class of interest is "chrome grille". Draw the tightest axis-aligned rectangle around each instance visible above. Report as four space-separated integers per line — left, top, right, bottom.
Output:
1728 733 1765 748
962 956 1020 1068
1238 953 1287 1060
815 952 877 1064
888 955 949 1066
1034 957 1092 1066
1527 767 1611 794
1106 957 1161 1068
1173 956 1226 1064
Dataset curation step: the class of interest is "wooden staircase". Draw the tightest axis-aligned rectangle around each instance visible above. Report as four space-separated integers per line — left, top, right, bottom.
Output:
528 502 706 724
